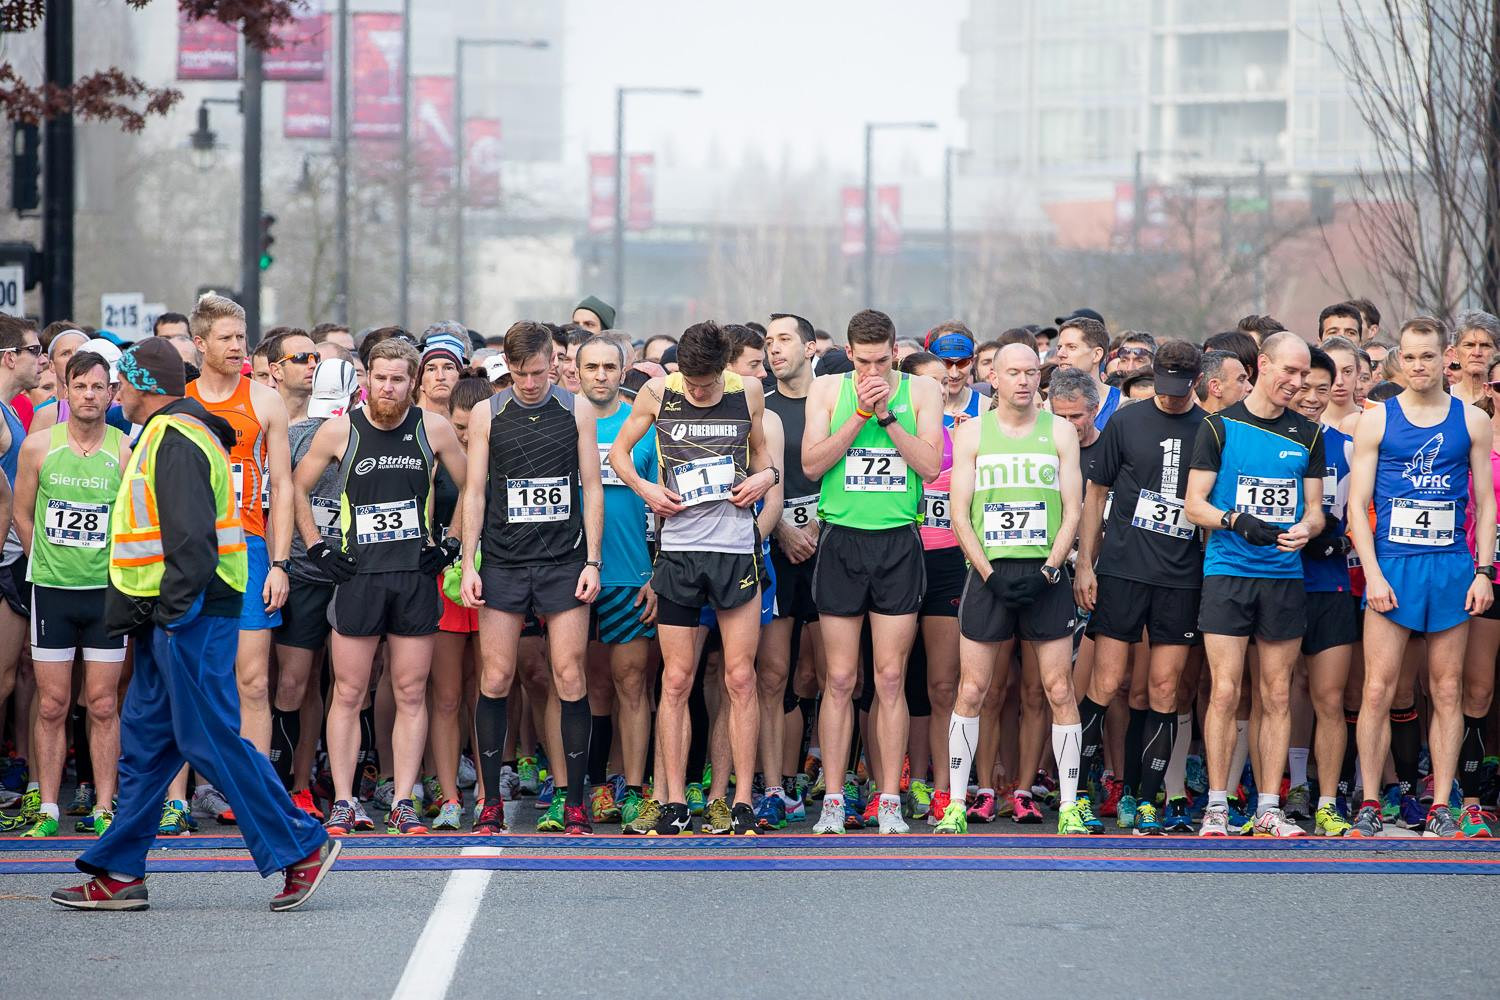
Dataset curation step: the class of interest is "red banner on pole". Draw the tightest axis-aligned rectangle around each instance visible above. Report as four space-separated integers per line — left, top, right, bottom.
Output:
352 12 403 140
466 119 503 208
284 78 332 139
265 8 328 82
412 76 455 195
840 187 863 256
588 154 616 233
626 154 654 231
875 185 901 255
177 11 239 81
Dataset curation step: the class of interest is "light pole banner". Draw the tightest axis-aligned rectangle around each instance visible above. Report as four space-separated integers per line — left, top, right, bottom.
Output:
840 186 863 256
466 119 503 208
627 154 654 231
588 154 616 233
284 78 332 139
352 12 403 140
875 185 902 255
265 6 328 82
413 75 456 195
177 11 239 81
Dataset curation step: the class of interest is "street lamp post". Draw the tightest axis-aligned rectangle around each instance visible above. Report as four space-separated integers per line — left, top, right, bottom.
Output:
334 0 350 326
863 121 936 308
452 37 549 325
613 86 701 318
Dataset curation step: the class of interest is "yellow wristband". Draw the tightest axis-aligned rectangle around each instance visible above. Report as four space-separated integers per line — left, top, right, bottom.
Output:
855 407 874 419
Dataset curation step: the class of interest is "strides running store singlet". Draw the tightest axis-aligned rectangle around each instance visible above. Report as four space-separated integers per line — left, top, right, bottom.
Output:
338 407 434 574
483 385 584 566
655 371 754 555
766 389 819 537
187 377 266 538
970 410 1062 563
1374 395 1471 561
818 373 921 530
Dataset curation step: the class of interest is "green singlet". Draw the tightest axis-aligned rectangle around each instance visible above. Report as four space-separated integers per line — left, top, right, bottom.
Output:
30 422 124 589
817 372 921 531
969 408 1062 562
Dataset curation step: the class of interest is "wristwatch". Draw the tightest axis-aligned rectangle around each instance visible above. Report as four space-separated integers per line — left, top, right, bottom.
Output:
770 466 781 485
877 413 898 428
1219 510 1234 530
271 559 291 572
1478 565 1496 580
1040 564 1061 585
585 559 602 570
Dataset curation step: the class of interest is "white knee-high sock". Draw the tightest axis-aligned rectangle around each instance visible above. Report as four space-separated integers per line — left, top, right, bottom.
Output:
1053 723 1083 806
947 714 979 808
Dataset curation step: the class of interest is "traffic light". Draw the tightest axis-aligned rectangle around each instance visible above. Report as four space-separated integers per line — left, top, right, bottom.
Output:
11 123 39 214
258 212 276 271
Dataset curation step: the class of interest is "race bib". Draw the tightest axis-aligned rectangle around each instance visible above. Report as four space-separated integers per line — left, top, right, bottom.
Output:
311 496 341 540
507 476 572 523
782 493 819 529
982 500 1048 548
43 498 108 549
844 447 906 492
1235 475 1296 525
1321 466 1337 511
1131 489 1193 540
1387 498 1455 546
353 498 419 546
260 463 271 512
672 455 734 507
645 509 657 545
231 462 245 507
598 444 624 487
922 489 951 531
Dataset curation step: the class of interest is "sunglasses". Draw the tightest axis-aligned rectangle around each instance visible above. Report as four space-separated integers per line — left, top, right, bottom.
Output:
0 344 43 357
276 351 320 365
1117 347 1154 359
941 356 973 370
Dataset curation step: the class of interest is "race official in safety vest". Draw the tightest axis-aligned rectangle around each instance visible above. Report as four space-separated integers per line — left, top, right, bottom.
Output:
54 339 339 914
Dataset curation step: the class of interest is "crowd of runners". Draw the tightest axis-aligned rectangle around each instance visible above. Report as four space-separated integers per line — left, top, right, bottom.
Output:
4 291 1500 848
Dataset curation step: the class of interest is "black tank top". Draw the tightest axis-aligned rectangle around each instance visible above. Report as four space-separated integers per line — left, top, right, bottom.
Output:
766 386 819 540
482 385 584 566
338 407 434 573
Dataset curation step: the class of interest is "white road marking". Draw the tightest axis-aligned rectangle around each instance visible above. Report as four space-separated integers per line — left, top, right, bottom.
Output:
390 845 501 1000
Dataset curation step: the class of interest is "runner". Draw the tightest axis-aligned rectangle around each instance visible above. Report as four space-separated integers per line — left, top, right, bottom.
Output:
1050 315 1121 430
1447 311 1500 408
1317 302 1364 344
1186 331 1326 837
1345 317 1495 838
293 337 467 836
460 321 605 836
937 343 1085 835
803 309 942 835
1459 353 1500 836
607 321 775 836
5 351 128 838
0 314 37 815
1196 349 1251 414
1074 341 1207 835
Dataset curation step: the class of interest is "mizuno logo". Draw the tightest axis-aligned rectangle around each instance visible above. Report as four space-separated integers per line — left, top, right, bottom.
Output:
739 575 756 589
663 400 682 412
528 415 540 422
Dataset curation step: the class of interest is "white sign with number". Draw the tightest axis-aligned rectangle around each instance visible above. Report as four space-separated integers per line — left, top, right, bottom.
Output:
506 476 572 523
43 499 109 549
1131 489 1193 540
100 292 145 340
141 302 167 338
1234 475 1296 525
982 500 1049 548
782 493 818 529
922 488 951 530
844 447 907 492
1388 498 1455 546
0 266 22 314
353 498 420 545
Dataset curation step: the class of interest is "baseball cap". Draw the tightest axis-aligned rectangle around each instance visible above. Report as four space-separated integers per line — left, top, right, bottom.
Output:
482 354 509 382
307 358 358 418
1152 341 1203 397
79 338 123 384
1054 307 1105 327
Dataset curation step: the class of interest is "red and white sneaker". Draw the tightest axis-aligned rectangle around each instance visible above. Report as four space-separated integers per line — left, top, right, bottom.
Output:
926 789 951 827
271 839 342 912
51 873 148 911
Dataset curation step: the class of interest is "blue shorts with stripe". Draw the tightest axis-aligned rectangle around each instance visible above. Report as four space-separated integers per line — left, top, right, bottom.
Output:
591 584 657 644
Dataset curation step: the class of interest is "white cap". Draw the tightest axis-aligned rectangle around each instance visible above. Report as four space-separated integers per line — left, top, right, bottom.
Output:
307 358 358 419
483 353 509 382
78 338 123 384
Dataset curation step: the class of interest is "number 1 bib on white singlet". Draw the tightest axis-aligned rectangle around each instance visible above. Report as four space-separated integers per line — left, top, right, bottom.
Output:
922 489 951 530
672 455 734 507
597 445 624 487
43 499 108 549
845 447 906 492
982 500 1048 548
353 499 420 545
782 493 818 529
1131 489 1193 540
1234 475 1296 525
1388 498 1455 546
311 496 341 540
506 476 572 523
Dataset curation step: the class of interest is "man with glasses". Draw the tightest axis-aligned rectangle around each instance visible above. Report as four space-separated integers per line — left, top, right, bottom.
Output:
0 314 36 813
265 329 320 424
1113 332 1156 375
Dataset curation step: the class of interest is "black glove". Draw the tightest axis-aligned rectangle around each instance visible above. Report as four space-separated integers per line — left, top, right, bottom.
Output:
419 537 462 576
308 542 358 583
1229 511 1283 547
1306 526 1351 561
1003 570 1051 609
983 570 1011 603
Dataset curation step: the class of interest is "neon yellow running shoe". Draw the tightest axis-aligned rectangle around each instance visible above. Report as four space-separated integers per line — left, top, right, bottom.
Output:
1314 802 1352 837
92 809 113 836
933 800 968 834
20 812 58 838
536 794 565 833
1057 801 1089 835
0 788 40 832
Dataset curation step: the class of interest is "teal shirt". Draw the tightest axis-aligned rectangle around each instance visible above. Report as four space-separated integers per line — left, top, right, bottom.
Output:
597 402 656 587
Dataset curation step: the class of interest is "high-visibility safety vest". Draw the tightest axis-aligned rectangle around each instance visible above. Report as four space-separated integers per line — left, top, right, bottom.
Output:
108 412 248 597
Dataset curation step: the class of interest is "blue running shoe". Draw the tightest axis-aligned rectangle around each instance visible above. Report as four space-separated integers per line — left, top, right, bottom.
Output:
1134 801 1164 835
1225 799 1254 835
843 796 863 830
1398 793 1426 830
1185 755 1208 796
1162 797 1193 832
0 757 26 793
534 776 555 811
843 778 865 815
1335 793 1351 822
1380 784 1401 824
754 794 787 831
783 795 807 823
1075 795 1105 834
1448 779 1462 813
1116 792 1137 830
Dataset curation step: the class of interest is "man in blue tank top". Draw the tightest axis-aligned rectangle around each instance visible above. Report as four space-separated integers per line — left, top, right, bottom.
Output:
1345 317 1496 839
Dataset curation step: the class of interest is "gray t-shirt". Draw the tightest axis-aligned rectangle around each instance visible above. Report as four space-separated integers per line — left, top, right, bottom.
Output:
288 417 342 583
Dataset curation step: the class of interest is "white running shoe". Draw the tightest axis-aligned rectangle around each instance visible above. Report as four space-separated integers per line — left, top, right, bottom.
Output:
498 765 521 801
1199 803 1229 837
457 755 477 789
1252 807 1307 838
812 797 845 835
191 785 231 819
877 797 910 834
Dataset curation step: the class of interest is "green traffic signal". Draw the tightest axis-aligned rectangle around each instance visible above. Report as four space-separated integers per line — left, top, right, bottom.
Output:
259 253 273 271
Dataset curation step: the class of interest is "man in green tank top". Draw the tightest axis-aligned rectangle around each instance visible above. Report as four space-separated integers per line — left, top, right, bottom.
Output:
802 309 943 835
938 343 1090 836
7 351 130 838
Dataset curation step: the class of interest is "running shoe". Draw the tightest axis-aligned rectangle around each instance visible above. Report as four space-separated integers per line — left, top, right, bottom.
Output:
351 799 377 832
157 798 193 836
933 800 968 834
608 773 628 805
0 787 40 831
1448 779 1463 813
1481 757 1500 807
808 769 826 801
1419 773 1435 804
1314 801 1352 837
685 782 706 817
1199 803 1229 837
191 785 232 823
1162 797 1193 832
50 873 147 912
1031 770 1059 808
473 799 506 835
701 797 733 834
1057 801 1089 835
1380 784 1401 824
269 839 341 913
812 797 845 835
1074 795 1105 834
1098 776 1123 818
324 799 357 836
967 789 998 824
842 777 865 814
0 756 26 793
291 788 324 821
843 795 863 830
619 788 646 827
731 802 757 836
422 777 443 817
1252 807 1306 838
927 789 951 827
623 798 663 835
1398 793 1427 830
591 784 621 824
649 801 692 836
1116 792 1138 830
792 772 811 802
536 795 565 833
0 787 18 809
67 782 95 816
1010 789 1043 824
1459 803 1492 838
908 778 933 820
754 794 788 831
1423 804 1463 839
534 776 555 810
357 763 378 802
1284 784 1312 820
457 755 477 790
1348 803 1383 838
1225 799 1255 836
20 812 58 838
783 793 806 823
387 798 428 835
498 765 522 802
1185 754 1208 795
877 796 910 834
563 804 592 835
432 799 463 831
517 756 540 795
91 808 112 836
701 763 714 789
372 776 396 812
1133 802 1164 835
860 792 881 828
1335 793 1351 821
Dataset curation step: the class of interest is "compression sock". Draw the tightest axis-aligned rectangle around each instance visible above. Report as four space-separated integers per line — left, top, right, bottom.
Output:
561 696 591 808
946 713 979 807
1053 723 1083 807
1123 707 1147 792
1339 710 1359 797
1136 710 1178 805
1164 712 1191 799
587 713 613 787
1390 704 1422 795
1077 696 1107 792
1461 715 1488 799
71 707 93 786
474 694 509 804
359 704 377 772
269 706 301 790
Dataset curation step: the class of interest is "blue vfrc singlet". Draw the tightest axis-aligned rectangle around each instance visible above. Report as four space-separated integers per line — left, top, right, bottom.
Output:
1373 395 1470 561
